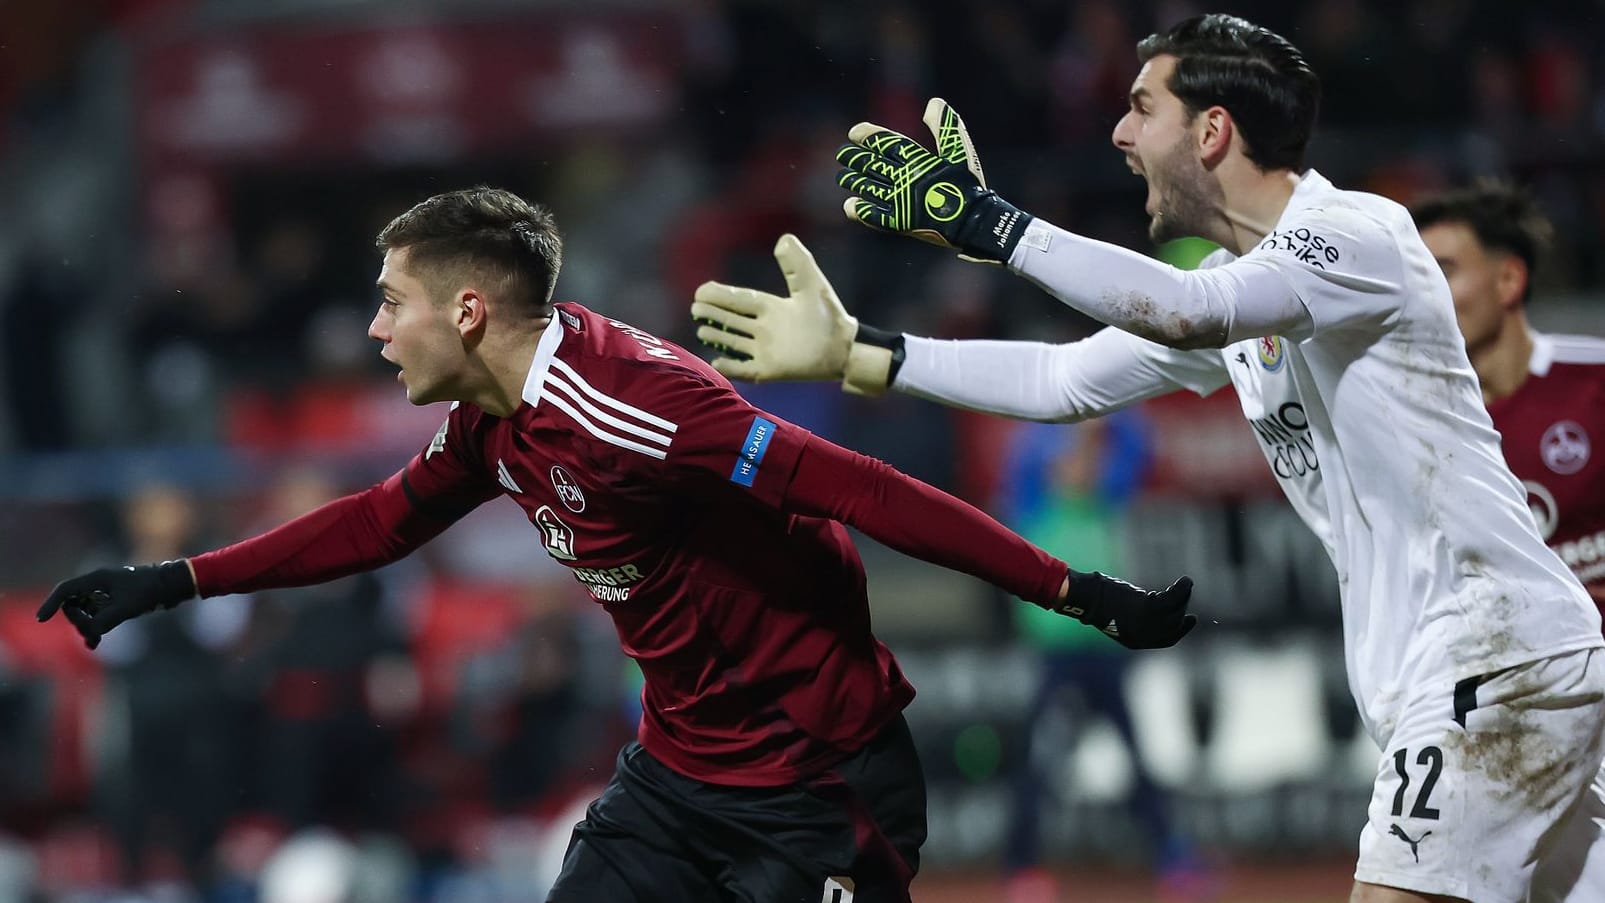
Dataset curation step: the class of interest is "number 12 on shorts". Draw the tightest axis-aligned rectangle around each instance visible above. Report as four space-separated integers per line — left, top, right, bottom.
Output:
822 876 855 902
1391 745 1444 819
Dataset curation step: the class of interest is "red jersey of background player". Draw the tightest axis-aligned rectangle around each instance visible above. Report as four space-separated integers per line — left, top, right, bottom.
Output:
1488 332 1605 608
191 302 1067 785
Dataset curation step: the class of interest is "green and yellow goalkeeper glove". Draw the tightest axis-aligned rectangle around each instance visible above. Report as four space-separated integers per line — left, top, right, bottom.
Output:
836 98 1033 263
692 234 904 395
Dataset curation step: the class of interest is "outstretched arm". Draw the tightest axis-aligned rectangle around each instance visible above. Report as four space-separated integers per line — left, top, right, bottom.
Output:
188 469 466 596
831 97 1330 348
638 350 1198 649
693 235 1230 412
37 469 481 649
894 328 1227 420
777 432 1195 649
783 434 1068 606
40 408 500 650
1004 221 1311 348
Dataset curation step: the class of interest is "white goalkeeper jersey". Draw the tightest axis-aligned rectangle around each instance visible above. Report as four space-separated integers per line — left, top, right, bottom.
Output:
896 170 1602 745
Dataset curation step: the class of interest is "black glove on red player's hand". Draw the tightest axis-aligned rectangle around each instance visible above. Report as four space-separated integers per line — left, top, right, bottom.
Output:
1053 571 1196 650
37 560 196 650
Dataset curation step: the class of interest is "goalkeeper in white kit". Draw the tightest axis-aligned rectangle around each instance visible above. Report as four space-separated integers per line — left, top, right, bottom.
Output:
692 14 1605 903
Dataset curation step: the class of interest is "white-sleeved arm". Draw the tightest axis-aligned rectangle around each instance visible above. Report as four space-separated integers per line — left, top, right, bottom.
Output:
1006 220 1314 348
1007 205 1407 348
893 327 1230 422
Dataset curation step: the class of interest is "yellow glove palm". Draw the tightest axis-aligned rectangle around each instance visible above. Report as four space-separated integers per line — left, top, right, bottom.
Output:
692 234 894 395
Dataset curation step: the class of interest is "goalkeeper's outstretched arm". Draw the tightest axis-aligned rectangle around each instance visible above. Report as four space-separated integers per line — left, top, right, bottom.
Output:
833 97 1317 349
692 234 1223 420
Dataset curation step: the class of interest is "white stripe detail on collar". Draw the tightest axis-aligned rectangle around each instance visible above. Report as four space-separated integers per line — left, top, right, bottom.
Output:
520 314 567 408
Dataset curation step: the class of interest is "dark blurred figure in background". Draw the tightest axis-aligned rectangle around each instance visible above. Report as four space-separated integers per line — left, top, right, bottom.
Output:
4 2 1605 900
92 483 246 893
483 590 588 816
0 255 80 450
231 467 414 836
999 413 1212 903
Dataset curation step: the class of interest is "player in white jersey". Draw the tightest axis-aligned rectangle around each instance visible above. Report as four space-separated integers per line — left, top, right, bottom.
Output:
691 14 1605 903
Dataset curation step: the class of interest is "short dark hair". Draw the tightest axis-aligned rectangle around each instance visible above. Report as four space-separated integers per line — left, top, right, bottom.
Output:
1410 181 1552 304
1137 14 1321 173
376 187 562 316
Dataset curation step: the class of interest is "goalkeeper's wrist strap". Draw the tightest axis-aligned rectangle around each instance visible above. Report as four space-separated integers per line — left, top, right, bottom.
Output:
842 323 905 397
954 193 1034 263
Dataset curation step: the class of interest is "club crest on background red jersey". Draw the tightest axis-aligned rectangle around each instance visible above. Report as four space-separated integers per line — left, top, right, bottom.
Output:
1541 421 1590 475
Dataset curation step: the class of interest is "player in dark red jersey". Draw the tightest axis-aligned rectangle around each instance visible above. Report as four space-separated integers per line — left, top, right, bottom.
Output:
1413 183 1605 610
38 188 1195 902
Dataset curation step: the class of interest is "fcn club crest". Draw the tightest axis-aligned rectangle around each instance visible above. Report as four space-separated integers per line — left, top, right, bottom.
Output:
550 465 586 512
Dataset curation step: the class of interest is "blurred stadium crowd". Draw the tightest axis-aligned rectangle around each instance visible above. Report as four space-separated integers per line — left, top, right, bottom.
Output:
1 0 1604 901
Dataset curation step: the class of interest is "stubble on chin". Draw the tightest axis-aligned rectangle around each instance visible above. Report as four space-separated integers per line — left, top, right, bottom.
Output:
1148 178 1222 245
1148 211 1173 244
1148 197 1191 244
1144 135 1223 245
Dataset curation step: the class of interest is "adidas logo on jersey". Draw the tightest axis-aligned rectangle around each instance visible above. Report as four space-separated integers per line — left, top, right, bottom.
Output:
426 419 449 460
496 459 523 493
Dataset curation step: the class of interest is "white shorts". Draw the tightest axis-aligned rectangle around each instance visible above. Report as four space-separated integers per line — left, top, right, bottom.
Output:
1354 647 1605 903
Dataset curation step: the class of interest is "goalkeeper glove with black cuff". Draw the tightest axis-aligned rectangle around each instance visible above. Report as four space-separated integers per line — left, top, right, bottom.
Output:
693 234 903 395
37 559 197 650
836 98 1033 263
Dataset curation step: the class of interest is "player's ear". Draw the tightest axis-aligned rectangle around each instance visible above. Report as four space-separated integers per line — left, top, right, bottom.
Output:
1198 105 1233 168
456 290 488 335
1495 254 1528 311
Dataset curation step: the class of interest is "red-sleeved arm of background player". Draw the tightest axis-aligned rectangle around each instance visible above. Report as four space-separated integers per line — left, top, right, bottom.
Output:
780 434 1068 607
188 469 470 597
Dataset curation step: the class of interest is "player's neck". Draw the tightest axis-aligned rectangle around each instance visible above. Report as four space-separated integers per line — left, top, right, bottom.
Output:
471 321 547 417
1217 168 1301 255
1472 314 1535 404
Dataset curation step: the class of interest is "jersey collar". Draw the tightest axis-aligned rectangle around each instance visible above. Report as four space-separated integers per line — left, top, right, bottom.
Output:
1258 169 1331 241
1529 330 1555 377
520 311 567 408
1289 168 1332 208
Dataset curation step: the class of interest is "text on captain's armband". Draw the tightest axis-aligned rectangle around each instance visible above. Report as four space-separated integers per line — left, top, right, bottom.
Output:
1259 226 1341 269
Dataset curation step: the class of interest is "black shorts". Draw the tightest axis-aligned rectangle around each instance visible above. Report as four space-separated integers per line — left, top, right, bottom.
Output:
547 714 926 903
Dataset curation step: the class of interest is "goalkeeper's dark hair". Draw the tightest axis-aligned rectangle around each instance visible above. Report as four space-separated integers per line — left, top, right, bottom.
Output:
377 186 562 318
1138 14 1320 173
1410 181 1552 305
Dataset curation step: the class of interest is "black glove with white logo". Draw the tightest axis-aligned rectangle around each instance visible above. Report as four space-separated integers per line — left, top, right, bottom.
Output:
36 560 197 650
1053 571 1196 650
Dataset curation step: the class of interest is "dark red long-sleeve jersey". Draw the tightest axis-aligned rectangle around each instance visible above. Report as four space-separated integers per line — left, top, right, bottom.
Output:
1486 333 1605 609
192 302 1067 785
